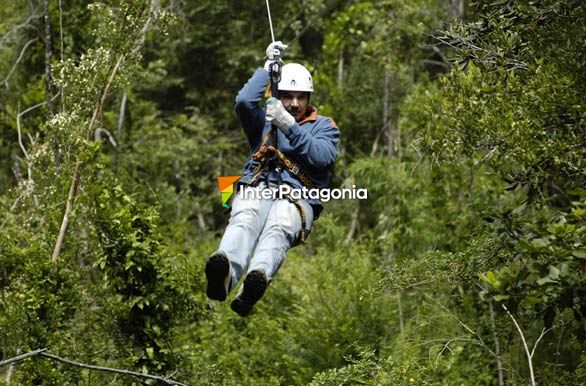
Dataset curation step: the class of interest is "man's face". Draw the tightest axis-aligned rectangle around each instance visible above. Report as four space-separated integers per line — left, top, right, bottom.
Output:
279 91 309 122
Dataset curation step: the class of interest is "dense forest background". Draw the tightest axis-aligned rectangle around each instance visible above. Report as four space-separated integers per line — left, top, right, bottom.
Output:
0 0 584 385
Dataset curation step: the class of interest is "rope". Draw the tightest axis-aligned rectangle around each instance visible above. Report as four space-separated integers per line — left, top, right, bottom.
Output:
265 0 275 42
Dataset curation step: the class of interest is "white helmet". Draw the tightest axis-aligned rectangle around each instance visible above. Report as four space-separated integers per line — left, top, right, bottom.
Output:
278 63 314 93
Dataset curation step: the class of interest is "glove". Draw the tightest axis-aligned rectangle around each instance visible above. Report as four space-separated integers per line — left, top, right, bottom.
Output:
265 41 288 60
264 41 288 71
266 97 295 131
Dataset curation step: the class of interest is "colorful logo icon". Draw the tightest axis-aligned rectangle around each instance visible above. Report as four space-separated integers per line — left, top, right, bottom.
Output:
217 176 241 208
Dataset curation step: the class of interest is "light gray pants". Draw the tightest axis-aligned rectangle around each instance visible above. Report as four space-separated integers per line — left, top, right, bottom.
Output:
217 182 313 289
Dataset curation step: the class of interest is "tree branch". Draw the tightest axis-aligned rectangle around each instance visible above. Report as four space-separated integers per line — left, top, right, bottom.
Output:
502 304 535 386
52 54 125 263
425 294 497 358
0 348 47 367
429 33 528 72
16 92 61 181
0 12 42 48
422 59 451 70
530 327 551 359
0 192 24 230
0 349 187 386
94 127 118 147
39 352 187 386
2 37 39 88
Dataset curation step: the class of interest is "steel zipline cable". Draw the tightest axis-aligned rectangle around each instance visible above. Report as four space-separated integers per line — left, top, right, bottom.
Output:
264 0 282 171
265 0 276 43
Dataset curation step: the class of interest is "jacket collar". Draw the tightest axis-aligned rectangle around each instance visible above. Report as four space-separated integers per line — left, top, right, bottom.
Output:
298 106 317 125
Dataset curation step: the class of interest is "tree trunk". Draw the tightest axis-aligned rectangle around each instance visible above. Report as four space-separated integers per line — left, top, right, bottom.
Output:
337 50 344 88
489 302 505 386
449 0 465 19
58 0 65 113
345 200 359 243
44 0 53 117
383 70 395 158
397 291 404 334
4 348 20 384
52 54 125 263
114 91 127 174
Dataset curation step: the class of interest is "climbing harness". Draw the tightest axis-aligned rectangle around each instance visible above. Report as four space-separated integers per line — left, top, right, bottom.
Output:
249 133 316 190
248 131 314 244
287 195 310 243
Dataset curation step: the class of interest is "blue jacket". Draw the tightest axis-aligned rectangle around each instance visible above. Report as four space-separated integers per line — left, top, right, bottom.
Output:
235 68 340 218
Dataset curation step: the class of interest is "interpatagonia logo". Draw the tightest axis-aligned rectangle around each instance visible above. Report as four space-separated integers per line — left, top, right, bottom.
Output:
238 184 368 202
217 176 241 208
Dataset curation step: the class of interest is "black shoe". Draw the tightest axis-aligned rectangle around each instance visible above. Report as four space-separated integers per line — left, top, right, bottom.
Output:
205 251 232 301
230 269 268 317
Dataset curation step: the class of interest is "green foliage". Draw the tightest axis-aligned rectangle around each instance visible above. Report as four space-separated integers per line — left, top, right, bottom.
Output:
91 182 188 373
480 191 586 329
1 0 585 385
318 0 446 156
309 349 386 386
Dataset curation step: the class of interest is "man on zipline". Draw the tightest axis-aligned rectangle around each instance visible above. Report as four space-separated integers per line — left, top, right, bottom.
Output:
205 41 340 316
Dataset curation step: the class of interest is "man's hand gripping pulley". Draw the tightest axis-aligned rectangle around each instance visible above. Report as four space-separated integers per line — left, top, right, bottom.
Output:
265 41 288 153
